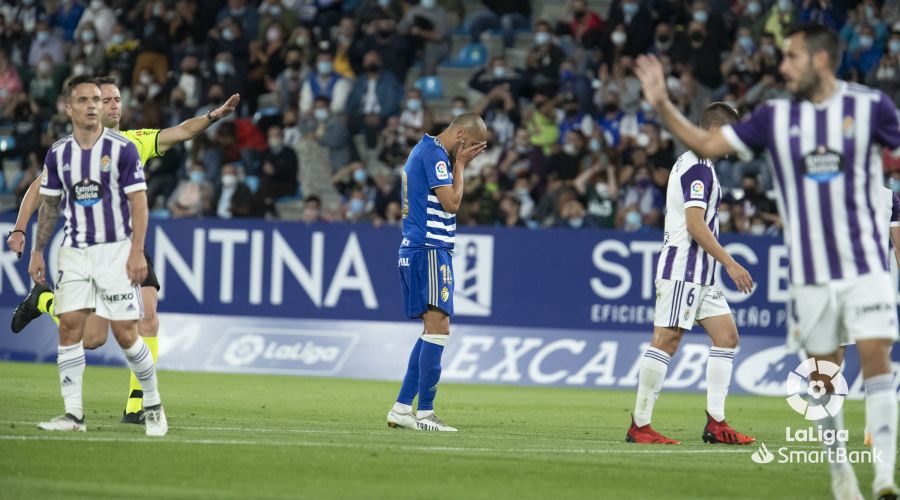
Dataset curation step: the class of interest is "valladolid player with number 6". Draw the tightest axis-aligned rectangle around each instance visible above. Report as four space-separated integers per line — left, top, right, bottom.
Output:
386 113 487 432
627 102 755 446
636 23 899 500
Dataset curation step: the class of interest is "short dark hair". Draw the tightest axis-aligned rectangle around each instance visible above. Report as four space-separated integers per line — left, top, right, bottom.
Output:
785 23 842 72
64 75 100 101
699 102 740 130
94 75 117 87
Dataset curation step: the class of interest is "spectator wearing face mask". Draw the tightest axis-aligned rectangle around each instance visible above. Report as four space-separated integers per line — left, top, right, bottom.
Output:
564 0 604 49
650 21 690 64
549 130 591 183
841 1 887 52
299 51 351 116
77 0 115 43
497 195 527 228
346 50 403 149
841 23 883 81
398 88 433 140
869 24 900 103
618 166 664 229
258 0 299 42
302 96 354 172
398 0 451 76
575 161 618 229
606 0 654 56
469 56 526 101
28 20 64 66
555 199 594 229
168 164 215 218
740 0 770 40
525 20 566 95
301 195 324 224
684 20 724 90
216 0 261 41
28 54 60 115
596 92 626 150
499 127 537 180
360 14 413 83
527 94 560 157
344 188 373 223
214 163 260 219
69 23 105 75
257 125 300 217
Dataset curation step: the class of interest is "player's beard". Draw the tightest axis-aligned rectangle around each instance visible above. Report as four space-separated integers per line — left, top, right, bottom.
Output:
790 66 821 101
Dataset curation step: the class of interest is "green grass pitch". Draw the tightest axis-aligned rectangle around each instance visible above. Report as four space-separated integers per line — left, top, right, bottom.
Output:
0 361 879 499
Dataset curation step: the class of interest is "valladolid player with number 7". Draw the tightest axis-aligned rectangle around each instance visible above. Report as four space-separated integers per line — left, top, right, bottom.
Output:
627 102 755 446
386 113 487 432
8 77 239 424
636 23 898 500
30 76 166 436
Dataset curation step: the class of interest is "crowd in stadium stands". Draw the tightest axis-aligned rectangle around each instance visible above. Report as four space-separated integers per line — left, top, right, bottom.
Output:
2 0 900 235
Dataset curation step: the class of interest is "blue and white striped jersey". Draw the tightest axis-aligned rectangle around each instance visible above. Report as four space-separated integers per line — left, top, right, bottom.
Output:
656 151 722 286
40 129 147 248
400 134 456 252
722 81 900 285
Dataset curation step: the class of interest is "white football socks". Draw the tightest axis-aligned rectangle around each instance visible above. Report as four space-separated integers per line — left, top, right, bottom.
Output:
57 342 85 420
633 347 670 427
122 338 161 408
706 347 736 422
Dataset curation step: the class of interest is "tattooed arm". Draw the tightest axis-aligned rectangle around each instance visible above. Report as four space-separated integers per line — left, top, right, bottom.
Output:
28 194 60 285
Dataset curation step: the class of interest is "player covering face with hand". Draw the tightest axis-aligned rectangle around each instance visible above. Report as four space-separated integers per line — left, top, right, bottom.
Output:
387 113 487 432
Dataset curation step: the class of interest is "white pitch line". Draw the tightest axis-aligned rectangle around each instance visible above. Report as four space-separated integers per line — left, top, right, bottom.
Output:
0 434 761 455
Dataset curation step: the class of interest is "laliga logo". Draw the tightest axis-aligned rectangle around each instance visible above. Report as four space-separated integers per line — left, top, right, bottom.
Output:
222 334 266 366
785 358 848 421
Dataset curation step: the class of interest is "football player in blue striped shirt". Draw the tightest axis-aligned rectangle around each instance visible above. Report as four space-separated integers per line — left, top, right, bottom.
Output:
387 113 486 432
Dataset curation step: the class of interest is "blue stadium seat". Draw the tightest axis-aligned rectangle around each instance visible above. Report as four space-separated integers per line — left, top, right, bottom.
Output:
414 76 444 100
150 208 171 219
442 42 487 68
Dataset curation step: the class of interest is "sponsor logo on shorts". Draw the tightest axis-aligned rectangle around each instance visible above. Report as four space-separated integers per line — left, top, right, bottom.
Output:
398 257 410 267
207 329 359 376
103 292 135 302
855 302 893 316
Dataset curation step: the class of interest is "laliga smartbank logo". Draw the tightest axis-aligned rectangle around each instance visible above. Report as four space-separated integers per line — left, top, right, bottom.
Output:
750 358 882 466
785 358 847 421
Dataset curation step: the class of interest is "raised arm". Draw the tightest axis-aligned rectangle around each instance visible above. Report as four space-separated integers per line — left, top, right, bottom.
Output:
635 55 736 159
7 177 42 256
28 194 60 285
156 94 240 154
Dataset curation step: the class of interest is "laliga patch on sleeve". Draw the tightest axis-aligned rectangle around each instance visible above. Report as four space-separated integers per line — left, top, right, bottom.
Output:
135 160 145 180
435 160 449 180
40 166 48 186
690 180 705 200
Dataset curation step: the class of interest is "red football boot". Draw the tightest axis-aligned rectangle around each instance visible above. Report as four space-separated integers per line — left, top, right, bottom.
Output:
626 416 681 444
701 412 755 445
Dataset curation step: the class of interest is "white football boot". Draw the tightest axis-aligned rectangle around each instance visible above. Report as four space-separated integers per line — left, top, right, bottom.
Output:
144 405 168 437
37 414 86 432
415 413 457 432
387 408 418 429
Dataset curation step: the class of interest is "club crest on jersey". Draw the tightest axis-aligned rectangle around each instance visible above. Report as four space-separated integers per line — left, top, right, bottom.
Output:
74 178 102 207
100 155 111 172
690 180 705 199
441 286 449 302
435 161 449 180
842 116 855 139
803 145 844 183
